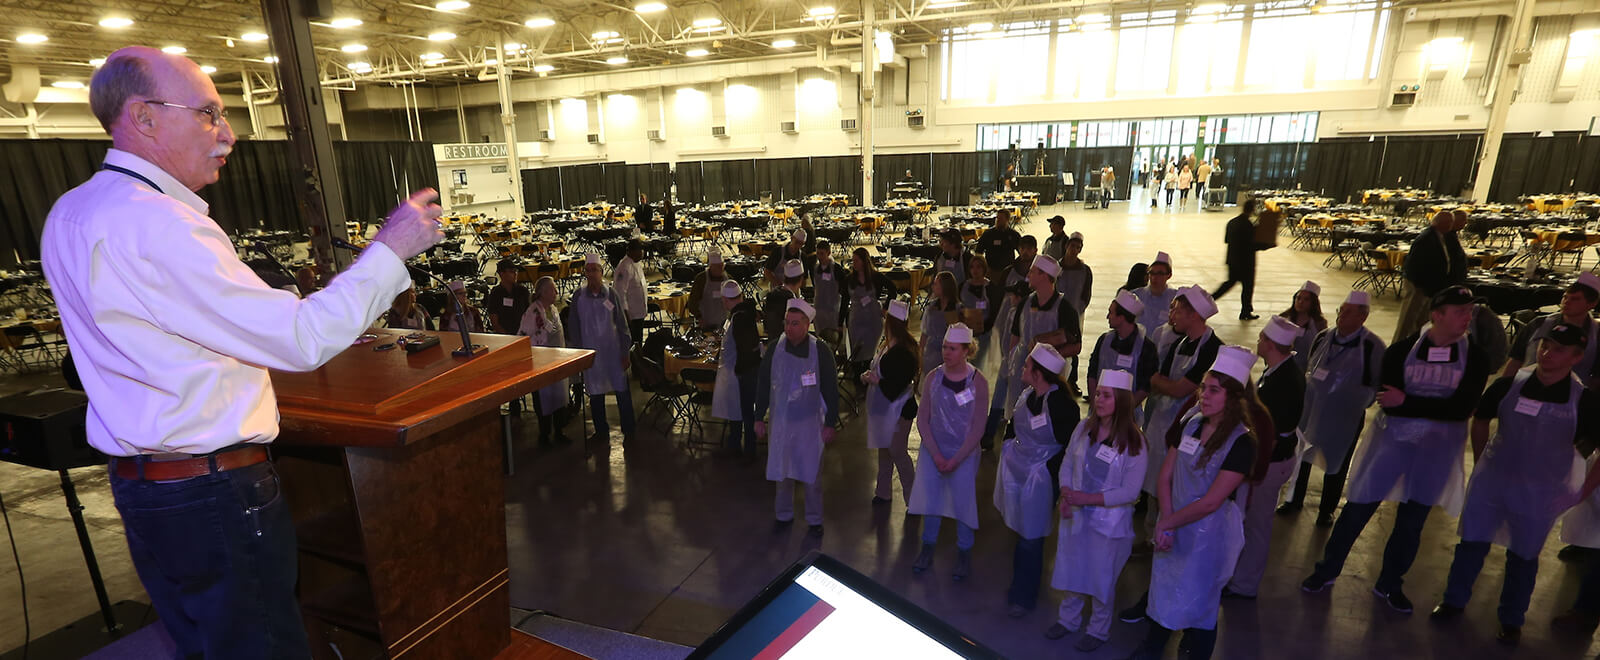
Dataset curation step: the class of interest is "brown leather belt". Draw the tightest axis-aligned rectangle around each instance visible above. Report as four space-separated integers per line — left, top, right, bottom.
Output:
111 445 269 481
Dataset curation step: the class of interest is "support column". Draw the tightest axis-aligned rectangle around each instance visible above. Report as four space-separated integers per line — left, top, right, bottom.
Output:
1472 0 1536 202
860 0 876 206
261 0 350 272
240 71 263 139
496 35 523 215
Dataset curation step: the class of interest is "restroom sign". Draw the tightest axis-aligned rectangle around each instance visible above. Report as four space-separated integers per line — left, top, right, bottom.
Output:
440 143 508 160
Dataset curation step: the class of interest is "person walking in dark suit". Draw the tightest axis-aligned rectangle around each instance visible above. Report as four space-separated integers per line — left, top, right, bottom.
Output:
1212 199 1270 320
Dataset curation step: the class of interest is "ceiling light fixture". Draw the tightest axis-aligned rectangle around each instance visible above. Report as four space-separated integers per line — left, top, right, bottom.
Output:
502 42 525 53
435 1 471 10
161 45 186 54
348 61 372 72
200 65 217 74
692 18 722 28
421 51 445 60
685 48 709 57
485 58 499 66
808 6 836 18
635 2 668 13
98 17 133 29
241 31 269 42
772 38 796 48
525 17 555 28
263 56 279 63
593 30 620 40
329 17 362 29
926 1 968 8
428 31 455 41
341 43 367 53
966 22 992 32
51 80 84 89
90 58 106 67
16 33 48 44
606 55 629 65
534 64 555 73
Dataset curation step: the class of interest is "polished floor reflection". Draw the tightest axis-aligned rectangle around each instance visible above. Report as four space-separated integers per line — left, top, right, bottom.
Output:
505 199 1600 659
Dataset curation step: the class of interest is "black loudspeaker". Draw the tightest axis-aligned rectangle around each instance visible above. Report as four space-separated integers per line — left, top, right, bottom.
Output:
0 389 100 471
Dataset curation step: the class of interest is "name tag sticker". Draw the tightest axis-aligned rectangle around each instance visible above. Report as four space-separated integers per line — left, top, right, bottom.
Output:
1513 397 1541 416
502 297 514 307
602 300 615 311
955 389 975 406
821 272 832 281
976 300 988 310
1029 413 1048 429
860 297 873 307
1312 368 1330 381
801 372 818 387
1117 354 1134 368
1095 444 1118 463
1427 346 1451 363
1179 436 1201 455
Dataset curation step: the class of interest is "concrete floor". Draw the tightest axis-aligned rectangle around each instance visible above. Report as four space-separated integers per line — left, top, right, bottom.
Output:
4 194 1599 658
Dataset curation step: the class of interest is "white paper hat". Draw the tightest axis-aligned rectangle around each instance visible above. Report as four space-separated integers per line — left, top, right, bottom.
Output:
1114 290 1145 316
783 259 805 279
1069 231 1084 242
1032 254 1061 278
1344 290 1371 306
888 299 910 321
1263 316 1300 346
721 280 742 298
708 248 723 265
1180 286 1219 319
585 252 601 265
944 322 974 344
1299 280 1322 297
1028 342 1066 374
447 279 465 292
792 229 807 243
1577 272 1600 296
1211 345 1256 384
1099 369 1135 392
1154 251 1172 266
786 298 815 319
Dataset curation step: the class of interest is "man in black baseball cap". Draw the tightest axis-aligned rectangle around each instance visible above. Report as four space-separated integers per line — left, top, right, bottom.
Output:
1504 271 1600 378
1433 321 1600 645
1303 285 1491 614
1041 215 1069 263
488 258 530 334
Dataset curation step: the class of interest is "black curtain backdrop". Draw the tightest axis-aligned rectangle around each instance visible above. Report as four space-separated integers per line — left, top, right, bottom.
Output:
754 157 811 201
1052 147 1133 201
0 139 435 266
874 152 934 201
1489 132 1600 202
521 166 565 209
1217 135 1481 203
675 161 705 204
930 151 979 207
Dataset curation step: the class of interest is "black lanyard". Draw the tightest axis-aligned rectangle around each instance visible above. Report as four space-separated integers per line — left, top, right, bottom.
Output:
102 164 164 193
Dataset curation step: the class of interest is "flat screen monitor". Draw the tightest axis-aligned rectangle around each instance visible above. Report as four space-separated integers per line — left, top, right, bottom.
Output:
686 552 1001 660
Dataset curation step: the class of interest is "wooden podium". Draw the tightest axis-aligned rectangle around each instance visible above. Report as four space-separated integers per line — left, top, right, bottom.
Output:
269 329 592 659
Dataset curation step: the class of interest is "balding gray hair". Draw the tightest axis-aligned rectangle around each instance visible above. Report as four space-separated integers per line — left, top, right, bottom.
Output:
89 56 157 132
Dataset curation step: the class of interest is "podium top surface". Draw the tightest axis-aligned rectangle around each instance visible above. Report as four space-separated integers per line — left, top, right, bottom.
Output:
270 329 592 447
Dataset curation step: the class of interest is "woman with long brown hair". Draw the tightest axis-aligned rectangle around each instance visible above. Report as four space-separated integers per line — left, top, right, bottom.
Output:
1046 368 1147 651
861 299 919 506
920 270 964 377
1279 280 1328 372
846 246 895 379
1127 345 1263 660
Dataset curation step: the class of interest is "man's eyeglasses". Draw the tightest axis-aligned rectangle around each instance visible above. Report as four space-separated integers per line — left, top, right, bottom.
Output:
146 100 229 128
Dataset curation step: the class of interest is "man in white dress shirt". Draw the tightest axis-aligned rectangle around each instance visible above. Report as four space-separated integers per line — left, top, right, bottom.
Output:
39 47 443 659
613 238 649 343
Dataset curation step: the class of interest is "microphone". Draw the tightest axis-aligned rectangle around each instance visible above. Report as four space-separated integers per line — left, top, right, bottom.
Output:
330 237 483 358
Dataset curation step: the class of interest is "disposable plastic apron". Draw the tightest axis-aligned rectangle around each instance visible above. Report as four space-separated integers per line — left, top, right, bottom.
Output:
1051 423 1142 603
698 276 727 328
525 304 570 413
921 303 960 376
993 386 1064 539
812 265 841 332
865 344 912 450
908 365 982 529
1095 326 1147 384
576 290 628 395
847 280 884 362
1297 329 1378 474
1345 331 1471 515
765 336 826 483
1135 286 1178 354
1148 414 1246 631
710 320 742 420
939 252 968 287
1290 319 1323 373
1520 314 1598 385
1142 330 1213 495
1005 293 1065 414
1561 453 1600 548
1459 369 1585 557
1057 266 1089 310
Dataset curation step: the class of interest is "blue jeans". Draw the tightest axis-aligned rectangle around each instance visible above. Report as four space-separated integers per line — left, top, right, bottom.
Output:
922 515 975 550
590 390 637 435
724 372 758 453
1443 541 1540 625
110 460 310 660
1008 536 1046 609
1313 499 1432 592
